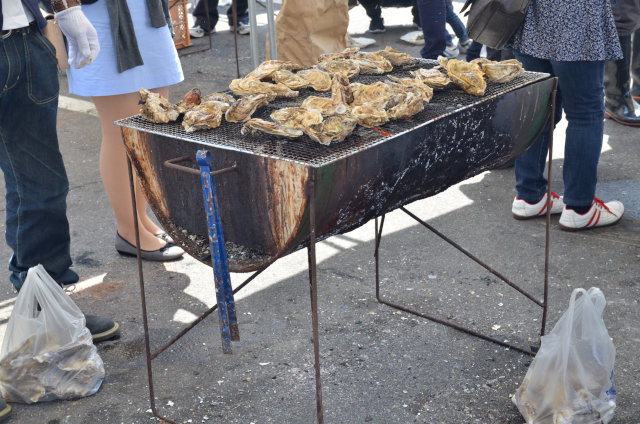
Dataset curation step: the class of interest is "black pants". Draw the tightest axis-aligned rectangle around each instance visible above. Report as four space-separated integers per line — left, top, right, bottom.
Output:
193 0 249 31
357 0 419 24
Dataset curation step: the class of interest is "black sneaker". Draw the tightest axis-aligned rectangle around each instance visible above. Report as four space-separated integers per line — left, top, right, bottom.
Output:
0 398 11 423
368 18 385 33
85 315 120 343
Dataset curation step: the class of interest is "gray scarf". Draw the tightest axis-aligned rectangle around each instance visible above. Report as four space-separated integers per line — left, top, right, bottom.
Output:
106 0 169 73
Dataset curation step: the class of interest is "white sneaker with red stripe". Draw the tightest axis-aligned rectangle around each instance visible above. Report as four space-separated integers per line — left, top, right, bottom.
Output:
558 197 624 231
512 191 565 219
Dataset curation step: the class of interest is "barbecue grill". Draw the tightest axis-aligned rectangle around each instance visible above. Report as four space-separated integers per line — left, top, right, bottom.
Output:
116 59 557 424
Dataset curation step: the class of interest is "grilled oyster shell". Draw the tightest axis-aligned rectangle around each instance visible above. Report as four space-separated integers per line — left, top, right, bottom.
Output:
296 67 333 91
410 68 451 89
245 59 303 80
471 58 525 83
304 114 358 145
438 57 486 96
270 107 324 130
301 96 348 116
229 78 299 100
225 94 269 123
318 59 360 78
272 69 311 90
175 88 202 114
375 46 413 66
351 103 389 127
241 118 303 138
182 102 225 132
138 88 179 123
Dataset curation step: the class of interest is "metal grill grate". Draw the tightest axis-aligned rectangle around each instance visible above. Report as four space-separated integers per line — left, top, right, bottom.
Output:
116 59 549 168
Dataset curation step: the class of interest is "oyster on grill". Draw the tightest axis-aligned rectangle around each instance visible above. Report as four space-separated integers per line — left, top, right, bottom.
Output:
438 57 486 96
318 59 360 78
245 59 303 80
301 96 348 116
296 67 333 91
353 52 394 72
387 76 434 103
351 104 389 127
202 92 236 104
471 58 525 83
410 68 451 89
386 91 425 120
138 88 179 123
225 93 269 123
229 77 299 100
270 107 324 130
351 59 386 75
350 81 396 108
375 46 413 66
331 73 354 105
304 114 358 145
241 118 303 138
175 88 202 114
182 102 225 132
318 47 360 62
272 69 311 90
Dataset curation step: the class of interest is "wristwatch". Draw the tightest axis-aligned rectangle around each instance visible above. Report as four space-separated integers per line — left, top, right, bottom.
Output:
50 0 81 13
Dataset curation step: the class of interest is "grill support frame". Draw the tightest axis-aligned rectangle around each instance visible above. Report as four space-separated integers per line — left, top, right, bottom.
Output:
123 76 559 424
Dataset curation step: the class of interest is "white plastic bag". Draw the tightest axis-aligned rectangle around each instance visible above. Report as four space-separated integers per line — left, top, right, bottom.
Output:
0 265 104 403
512 287 616 424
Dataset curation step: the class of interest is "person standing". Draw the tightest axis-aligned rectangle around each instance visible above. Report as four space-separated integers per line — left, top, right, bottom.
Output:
604 0 640 126
66 0 185 261
190 0 250 37
415 0 446 60
357 0 420 33
0 1 120 419
509 0 625 230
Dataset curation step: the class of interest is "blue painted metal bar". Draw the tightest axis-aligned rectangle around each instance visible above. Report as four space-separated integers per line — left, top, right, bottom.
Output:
197 150 239 354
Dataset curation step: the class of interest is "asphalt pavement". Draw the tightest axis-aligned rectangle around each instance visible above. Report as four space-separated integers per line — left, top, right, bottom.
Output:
0 3 638 423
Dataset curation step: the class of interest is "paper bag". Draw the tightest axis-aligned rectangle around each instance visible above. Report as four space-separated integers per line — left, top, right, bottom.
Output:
274 0 349 67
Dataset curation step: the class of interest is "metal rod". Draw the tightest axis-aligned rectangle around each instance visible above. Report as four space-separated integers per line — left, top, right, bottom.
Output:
126 157 180 424
399 206 544 307
307 169 324 424
540 77 559 337
248 0 259 69
151 265 269 360
372 209 536 357
265 0 277 60
164 156 238 177
231 0 241 78
197 150 238 353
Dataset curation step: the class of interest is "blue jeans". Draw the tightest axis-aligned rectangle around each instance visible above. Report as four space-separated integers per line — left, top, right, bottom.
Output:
513 51 605 208
0 26 78 289
417 0 446 59
445 0 468 44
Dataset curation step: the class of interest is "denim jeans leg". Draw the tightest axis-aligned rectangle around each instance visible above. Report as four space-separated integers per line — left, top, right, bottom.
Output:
512 51 564 203
551 60 605 207
0 30 77 290
417 0 446 59
445 0 468 42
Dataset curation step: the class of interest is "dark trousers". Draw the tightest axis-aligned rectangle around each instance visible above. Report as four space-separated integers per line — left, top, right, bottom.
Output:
357 0 420 24
193 0 248 31
416 0 446 59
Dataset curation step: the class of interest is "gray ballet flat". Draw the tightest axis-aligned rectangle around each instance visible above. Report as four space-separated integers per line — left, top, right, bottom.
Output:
115 233 184 261
155 232 175 244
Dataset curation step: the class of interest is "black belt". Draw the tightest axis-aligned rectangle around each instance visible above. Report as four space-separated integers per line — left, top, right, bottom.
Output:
1 21 38 40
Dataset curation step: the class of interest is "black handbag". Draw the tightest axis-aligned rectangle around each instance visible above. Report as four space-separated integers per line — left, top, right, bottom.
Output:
460 0 531 50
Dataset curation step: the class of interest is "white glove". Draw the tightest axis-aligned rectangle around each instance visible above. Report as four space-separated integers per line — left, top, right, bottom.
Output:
54 6 100 69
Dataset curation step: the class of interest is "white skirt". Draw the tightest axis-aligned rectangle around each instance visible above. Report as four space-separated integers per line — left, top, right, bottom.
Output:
67 0 184 97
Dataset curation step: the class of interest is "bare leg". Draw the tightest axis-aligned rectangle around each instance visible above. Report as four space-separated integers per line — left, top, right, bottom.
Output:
92 88 169 251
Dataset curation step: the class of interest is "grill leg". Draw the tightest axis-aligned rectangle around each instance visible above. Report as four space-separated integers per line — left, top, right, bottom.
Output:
307 169 324 424
197 150 239 354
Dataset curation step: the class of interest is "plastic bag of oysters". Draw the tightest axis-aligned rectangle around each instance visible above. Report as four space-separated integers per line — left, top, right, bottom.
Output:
512 287 616 424
0 265 105 403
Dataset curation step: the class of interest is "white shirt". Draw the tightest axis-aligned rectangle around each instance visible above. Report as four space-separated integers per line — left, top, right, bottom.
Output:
1 0 34 30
